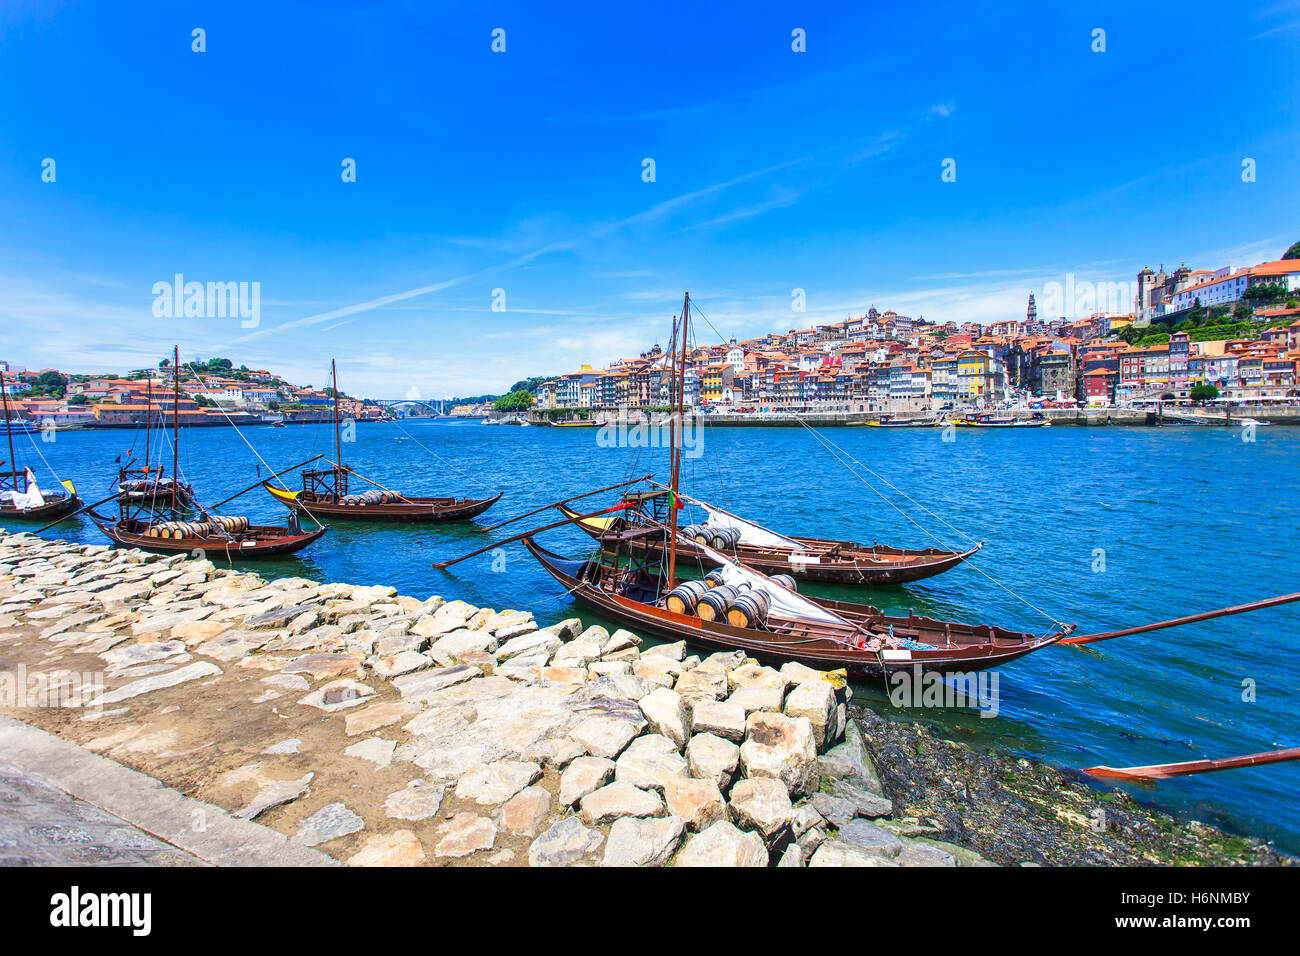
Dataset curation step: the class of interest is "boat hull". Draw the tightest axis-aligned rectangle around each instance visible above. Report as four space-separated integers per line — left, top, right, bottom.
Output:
265 484 500 522
557 504 981 585
523 537 1058 682
92 516 326 558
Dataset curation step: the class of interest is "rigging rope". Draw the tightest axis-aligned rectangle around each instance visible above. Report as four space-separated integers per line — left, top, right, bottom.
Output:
793 418 1067 632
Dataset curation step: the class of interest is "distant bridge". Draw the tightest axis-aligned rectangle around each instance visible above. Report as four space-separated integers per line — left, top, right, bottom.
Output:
370 399 448 414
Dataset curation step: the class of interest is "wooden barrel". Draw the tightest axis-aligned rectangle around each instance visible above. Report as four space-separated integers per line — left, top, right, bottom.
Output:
692 527 712 544
727 590 772 628
710 527 740 550
704 568 727 588
770 573 798 591
697 583 746 622
664 580 709 615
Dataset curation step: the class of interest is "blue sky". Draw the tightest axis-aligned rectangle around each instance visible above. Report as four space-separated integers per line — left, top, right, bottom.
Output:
1 0 1297 398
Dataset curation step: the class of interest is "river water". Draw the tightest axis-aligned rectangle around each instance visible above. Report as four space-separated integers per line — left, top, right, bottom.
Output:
14 417 1300 853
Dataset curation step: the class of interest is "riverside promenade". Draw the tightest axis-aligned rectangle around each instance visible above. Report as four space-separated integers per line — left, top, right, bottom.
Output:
0 530 921 867
1 531 1288 867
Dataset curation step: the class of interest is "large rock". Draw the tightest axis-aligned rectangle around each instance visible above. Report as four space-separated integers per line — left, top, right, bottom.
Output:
559 756 616 807
817 719 884 796
662 775 727 832
638 687 690 750
837 819 904 858
685 732 740 790
497 628 561 662
674 821 768 867
809 841 899 867
391 664 479 700
501 786 552 836
579 782 664 826
674 667 727 705
602 815 685 867
726 662 786 694
384 779 445 820
740 711 818 797
633 655 682 689
784 679 837 750
726 684 785 716
614 734 688 791
454 760 542 805
643 640 685 661
291 802 365 846
434 812 497 858
728 777 793 842
347 830 426 867
570 703 646 758
823 777 893 819
898 842 957 867
690 700 746 742
528 817 604 867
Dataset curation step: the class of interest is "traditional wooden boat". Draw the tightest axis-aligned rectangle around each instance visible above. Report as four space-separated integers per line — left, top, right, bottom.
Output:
861 417 936 428
555 491 982 585
0 377 82 523
435 293 1300 684
521 530 1061 680
265 481 500 521
90 514 325 557
0 472 82 523
264 360 500 523
953 415 1050 428
89 347 327 558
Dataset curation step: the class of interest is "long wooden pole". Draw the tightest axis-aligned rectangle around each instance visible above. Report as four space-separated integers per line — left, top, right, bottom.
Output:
431 504 627 569
1082 746 1300 781
1060 592 1300 645
479 474 653 533
332 359 342 498
666 293 690 589
0 369 17 491
33 489 127 534
208 453 326 510
171 346 179 512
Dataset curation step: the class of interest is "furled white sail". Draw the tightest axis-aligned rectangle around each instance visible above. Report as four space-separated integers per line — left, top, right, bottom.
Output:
692 537 855 628
9 468 45 510
701 505 801 549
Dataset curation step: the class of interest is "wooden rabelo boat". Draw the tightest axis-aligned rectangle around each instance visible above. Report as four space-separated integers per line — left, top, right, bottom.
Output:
0 374 82 523
555 488 982 585
436 293 1300 684
264 360 500 522
88 347 326 559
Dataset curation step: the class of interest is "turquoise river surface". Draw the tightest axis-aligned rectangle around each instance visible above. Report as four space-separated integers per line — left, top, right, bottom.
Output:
13 417 1300 853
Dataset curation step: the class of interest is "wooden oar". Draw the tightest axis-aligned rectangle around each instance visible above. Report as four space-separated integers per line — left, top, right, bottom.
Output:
208 453 326 510
1082 746 1300 781
1059 592 1300 646
431 503 629 569
479 474 653 533
32 489 123 534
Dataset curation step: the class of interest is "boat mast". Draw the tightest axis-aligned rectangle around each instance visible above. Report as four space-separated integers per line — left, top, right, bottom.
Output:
666 292 690 588
171 346 180 512
332 359 342 498
0 367 17 489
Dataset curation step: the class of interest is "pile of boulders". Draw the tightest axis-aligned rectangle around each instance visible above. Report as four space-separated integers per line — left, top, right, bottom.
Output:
0 529 981 867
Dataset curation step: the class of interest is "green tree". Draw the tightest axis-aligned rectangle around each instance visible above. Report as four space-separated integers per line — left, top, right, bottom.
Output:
1190 383 1220 403
493 389 535 412
1283 241 1300 260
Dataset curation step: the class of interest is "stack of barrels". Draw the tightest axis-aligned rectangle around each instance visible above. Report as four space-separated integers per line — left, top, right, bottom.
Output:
664 570 775 628
145 514 250 538
338 489 402 506
680 524 742 551
146 520 211 539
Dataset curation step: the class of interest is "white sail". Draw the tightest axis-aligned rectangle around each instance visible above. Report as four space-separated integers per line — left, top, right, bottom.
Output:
11 468 45 509
701 505 801 549
692 537 856 629
660 485 802 549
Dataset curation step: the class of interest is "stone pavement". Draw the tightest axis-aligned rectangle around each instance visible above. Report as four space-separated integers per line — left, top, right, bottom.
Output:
0 756 203 866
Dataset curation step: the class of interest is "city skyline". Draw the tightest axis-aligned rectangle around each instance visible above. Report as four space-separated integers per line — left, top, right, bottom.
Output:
2 1 1298 396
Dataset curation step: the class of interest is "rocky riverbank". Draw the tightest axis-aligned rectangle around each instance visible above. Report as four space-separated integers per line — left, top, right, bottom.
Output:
0 530 1285 867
